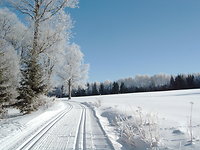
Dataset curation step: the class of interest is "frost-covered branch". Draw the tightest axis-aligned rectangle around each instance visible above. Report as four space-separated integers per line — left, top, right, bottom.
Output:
9 0 78 22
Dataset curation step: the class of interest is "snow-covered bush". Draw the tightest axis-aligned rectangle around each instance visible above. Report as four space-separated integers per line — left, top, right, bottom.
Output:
86 98 102 109
32 95 56 110
94 98 102 108
17 95 56 114
187 101 195 145
0 107 8 119
116 107 160 149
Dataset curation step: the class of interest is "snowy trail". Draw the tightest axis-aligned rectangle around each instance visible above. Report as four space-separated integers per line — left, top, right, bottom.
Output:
1 101 114 150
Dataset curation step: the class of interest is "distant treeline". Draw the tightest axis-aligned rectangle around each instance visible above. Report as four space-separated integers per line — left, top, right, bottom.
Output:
50 73 200 98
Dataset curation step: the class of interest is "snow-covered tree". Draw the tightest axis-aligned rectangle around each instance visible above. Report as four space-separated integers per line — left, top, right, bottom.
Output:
9 0 78 57
150 74 170 87
0 39 20 114
57 43 89 99
8 0 78 112
0 8 28 56
0 8 26 115
38 10 73 93
117 74 170 89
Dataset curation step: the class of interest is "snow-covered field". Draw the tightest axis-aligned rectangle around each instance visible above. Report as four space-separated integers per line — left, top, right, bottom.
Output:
73 89 200 150
1 89 200 150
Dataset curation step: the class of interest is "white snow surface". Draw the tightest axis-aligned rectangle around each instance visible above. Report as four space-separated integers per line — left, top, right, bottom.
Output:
1 89 200 150
0 99 114 150
0 100 66 149
73 89 200 150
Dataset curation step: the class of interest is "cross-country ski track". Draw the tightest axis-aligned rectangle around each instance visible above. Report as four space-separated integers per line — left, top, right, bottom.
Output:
0 101 114 150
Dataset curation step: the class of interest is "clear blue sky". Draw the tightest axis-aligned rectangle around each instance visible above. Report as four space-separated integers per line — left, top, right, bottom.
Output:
68 0 200 82
2 1 200 82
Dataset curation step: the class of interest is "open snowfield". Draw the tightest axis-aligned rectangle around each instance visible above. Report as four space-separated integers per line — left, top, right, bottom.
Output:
1 89 200 150
73 89 200 150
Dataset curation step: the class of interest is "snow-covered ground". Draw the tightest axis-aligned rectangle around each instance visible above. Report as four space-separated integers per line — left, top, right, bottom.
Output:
1 89 200 150
0 100 67 149
73 89 200 150
0 99 114 150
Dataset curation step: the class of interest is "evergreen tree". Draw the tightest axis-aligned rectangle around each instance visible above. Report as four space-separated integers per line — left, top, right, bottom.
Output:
186 75 195 89
174 75 186 89
120 82 127 93
112 82 119 94
18 57 45 113
79 88 86 96
170 76 175 89
0 51 10 107
92 83 99 95
86 83 91 96
99 83 105 95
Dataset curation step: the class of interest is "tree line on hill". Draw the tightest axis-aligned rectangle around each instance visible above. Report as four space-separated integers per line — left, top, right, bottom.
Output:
50 73 200 98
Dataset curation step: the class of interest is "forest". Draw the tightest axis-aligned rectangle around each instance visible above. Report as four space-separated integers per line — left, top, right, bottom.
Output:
51 73 200 97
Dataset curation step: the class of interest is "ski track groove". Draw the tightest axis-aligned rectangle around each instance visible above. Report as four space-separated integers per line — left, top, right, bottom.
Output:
74 104 87 150
15 103 73 150
3 101 114 150
83 106 86 150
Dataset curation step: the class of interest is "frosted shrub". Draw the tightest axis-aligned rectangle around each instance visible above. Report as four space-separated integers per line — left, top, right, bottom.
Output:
0 105 8 119
18 95 55 114
32 95 55 110
94 98 102 108
145 113 160 148
187 101 194 144
116 115 137 146
88 98 102 108
116 107 160 148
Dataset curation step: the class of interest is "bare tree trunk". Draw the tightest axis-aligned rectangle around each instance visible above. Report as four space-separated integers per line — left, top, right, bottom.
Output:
68 79 71 100
61 85 64 98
